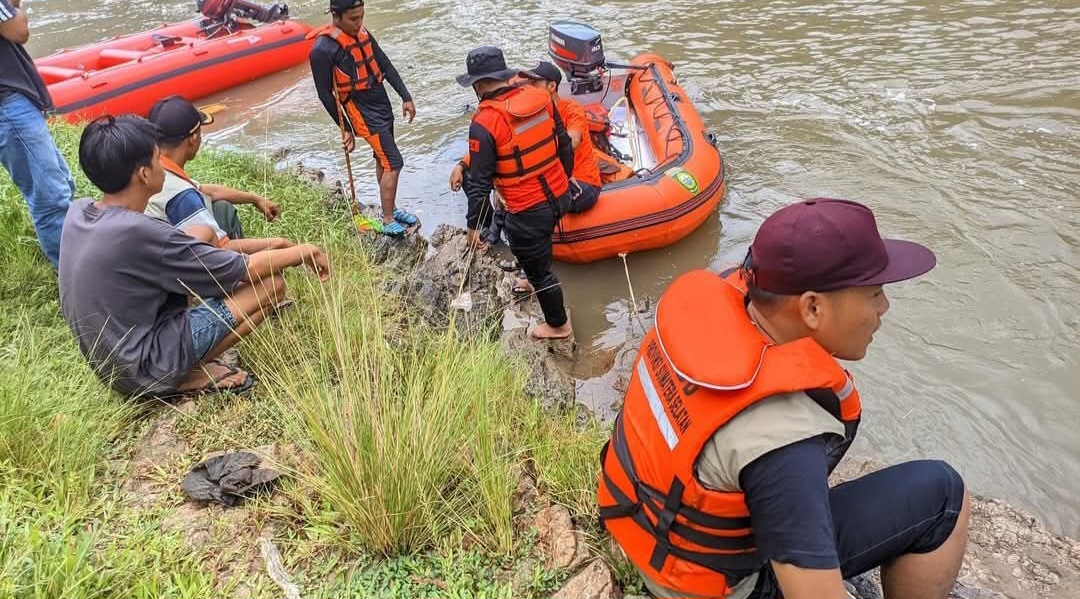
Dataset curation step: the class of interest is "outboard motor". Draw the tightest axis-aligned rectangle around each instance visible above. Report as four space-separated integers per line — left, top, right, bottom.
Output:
197 0 289 24
548 21 606 95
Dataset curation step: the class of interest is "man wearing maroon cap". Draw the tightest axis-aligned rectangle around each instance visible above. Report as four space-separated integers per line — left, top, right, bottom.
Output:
599 198 970 599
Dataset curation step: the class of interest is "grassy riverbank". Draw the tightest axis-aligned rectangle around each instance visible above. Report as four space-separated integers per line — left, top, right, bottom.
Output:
0 122 612 598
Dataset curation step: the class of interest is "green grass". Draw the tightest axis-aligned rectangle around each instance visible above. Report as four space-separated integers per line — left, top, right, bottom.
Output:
0 121 609 597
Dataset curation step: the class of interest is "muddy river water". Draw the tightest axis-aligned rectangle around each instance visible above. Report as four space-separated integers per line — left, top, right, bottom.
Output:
25 0 1079 535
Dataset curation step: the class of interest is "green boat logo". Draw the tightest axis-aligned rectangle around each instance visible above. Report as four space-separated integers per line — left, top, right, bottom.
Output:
667 168 699 194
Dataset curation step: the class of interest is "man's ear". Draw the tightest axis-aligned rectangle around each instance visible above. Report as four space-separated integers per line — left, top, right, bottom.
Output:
134 165 149 189
798 291 824 330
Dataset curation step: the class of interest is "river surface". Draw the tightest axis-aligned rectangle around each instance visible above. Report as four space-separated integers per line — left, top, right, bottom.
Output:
25 0 1079 536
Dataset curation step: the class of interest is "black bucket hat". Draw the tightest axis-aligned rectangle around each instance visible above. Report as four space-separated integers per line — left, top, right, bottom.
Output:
456 46 519 87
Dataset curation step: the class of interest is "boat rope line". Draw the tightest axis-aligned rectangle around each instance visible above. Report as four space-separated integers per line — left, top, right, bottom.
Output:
53 33 310 113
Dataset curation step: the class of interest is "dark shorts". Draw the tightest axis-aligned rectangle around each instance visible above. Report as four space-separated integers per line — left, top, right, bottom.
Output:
343 101 404 171
363 125 404 172
188 297 238 360
568 180 600 213
749 459 966 598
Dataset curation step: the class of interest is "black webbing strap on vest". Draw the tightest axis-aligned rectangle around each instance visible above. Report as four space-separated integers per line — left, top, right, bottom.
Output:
598 413 762 580
495 133 560 180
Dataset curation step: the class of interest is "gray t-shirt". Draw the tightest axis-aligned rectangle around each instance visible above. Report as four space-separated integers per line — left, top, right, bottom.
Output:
58 199 248 396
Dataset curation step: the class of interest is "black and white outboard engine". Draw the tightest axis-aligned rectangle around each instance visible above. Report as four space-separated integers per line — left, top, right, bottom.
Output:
198 0 290 25
548 21 606 96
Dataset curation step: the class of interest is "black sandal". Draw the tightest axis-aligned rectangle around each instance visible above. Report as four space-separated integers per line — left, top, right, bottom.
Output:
196 365 256 396
512 283 533 297
497 259 519 273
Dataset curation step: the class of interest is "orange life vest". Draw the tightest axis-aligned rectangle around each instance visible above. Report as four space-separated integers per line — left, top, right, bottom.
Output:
597 268 862 598
311 25 383 95
474 84 569 212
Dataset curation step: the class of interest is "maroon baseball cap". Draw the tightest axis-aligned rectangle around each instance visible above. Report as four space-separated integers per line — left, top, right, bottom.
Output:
749 198 937 294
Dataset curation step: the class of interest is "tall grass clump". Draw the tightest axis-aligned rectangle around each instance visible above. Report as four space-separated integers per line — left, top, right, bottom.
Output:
245 246 528 555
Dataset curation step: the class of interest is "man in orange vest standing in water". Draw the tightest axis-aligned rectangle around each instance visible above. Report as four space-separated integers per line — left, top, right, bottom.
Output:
309 0 417 237
599 198 970 599
456 46 575 340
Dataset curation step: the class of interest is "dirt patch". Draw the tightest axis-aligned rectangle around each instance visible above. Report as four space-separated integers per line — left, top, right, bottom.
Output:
121 402 194 508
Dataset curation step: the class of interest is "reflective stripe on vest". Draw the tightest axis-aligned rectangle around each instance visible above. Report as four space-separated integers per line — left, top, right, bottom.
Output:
636 358 679 450
317 25 383 94
597 268 863 597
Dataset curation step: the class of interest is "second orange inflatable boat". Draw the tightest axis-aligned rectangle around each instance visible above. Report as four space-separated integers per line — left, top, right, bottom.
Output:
34 16 314 122
546 22 726 263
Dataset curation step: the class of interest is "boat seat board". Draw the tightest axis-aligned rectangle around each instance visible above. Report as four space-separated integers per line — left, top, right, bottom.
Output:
98 48 150 68
36 65 84 84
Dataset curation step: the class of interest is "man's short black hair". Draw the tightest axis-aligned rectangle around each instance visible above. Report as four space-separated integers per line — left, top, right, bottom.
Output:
79 115 160 194
740 249 789 310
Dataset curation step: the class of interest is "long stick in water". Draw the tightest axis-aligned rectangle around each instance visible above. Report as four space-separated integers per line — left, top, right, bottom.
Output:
331 84 377 233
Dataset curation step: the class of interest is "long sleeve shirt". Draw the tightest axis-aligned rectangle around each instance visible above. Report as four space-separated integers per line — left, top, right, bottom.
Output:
309 30 411 134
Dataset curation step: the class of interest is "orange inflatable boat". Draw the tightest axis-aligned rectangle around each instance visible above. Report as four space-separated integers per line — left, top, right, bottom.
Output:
546 23 726 263
35 7 313 122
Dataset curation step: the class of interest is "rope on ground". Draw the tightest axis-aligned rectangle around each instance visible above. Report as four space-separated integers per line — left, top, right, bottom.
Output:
258 537 302 599
620 251 649 333
619 252 639 314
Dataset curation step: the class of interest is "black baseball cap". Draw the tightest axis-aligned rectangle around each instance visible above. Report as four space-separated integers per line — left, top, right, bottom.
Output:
748 198 937 294
148 96 213 144
456 46 519 87
328 0 363 14
519 61 563 85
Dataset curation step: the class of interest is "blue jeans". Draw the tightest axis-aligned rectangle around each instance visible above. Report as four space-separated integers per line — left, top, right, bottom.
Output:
0 93 75 268
189 297 238 360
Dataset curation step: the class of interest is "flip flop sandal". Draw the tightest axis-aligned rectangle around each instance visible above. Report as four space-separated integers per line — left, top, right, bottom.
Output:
393 208 419 226
497 259 519 272
382 220 407 237
275 299 295 312
199 365 256 397
269 299 295 320
512 283 533 297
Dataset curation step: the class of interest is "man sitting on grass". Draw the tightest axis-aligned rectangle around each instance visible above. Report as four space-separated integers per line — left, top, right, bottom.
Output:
58 115 332 397
146 95 290 253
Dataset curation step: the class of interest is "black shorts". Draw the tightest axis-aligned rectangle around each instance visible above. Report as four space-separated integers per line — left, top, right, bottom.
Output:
365 126 403 171
749 459 966 598
342 102 404 171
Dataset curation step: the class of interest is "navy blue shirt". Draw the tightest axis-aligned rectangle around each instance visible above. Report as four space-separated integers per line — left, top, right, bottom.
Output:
739 435 840 569
0 0 52 110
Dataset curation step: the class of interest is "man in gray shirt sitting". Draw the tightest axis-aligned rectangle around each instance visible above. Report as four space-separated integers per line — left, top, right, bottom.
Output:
58 115 331 397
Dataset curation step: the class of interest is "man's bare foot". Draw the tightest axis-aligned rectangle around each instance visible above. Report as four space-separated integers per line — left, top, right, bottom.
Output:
531 322 573 340
177 362 252 394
